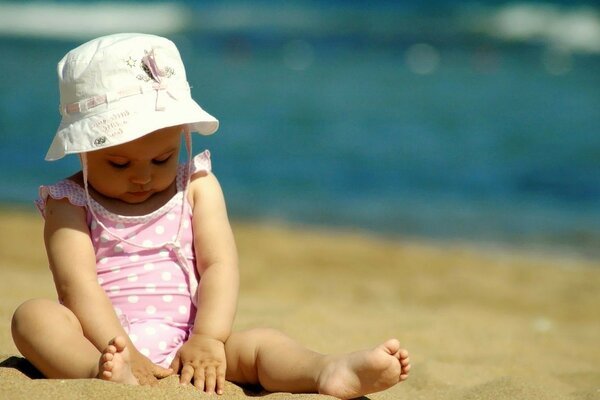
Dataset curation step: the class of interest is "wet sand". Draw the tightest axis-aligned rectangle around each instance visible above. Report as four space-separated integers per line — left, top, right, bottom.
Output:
1 210 599 399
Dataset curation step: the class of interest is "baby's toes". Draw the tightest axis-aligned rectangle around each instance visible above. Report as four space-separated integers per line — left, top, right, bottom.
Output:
101 368 113 379
103 360 115 372
101 352 114 363
400 363 411 380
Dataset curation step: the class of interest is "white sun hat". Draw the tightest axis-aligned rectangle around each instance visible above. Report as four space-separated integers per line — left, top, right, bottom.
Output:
45 32 218 161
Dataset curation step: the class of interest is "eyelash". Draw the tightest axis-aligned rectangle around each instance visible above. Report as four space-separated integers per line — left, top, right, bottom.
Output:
108 156 172 169
152 156 172 165
109 161 129 169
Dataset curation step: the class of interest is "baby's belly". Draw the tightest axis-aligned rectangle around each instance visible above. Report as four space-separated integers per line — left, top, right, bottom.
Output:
97 259 197 326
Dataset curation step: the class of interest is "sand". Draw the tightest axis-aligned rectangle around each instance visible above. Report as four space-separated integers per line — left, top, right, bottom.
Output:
1 209 599 399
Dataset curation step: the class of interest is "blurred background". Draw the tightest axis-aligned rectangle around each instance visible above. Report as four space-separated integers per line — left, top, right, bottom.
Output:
0 0 598 257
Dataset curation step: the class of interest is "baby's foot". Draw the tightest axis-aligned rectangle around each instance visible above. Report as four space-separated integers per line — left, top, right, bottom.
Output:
98 336 138 385
317 338 410 399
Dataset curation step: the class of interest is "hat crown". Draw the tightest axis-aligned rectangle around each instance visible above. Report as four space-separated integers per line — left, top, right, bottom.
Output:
58 33 185 107
46 33 218 161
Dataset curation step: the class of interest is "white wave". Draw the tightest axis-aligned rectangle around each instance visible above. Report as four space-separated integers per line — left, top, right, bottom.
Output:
472 3 600 54
4 1 599 55
0 2 190 39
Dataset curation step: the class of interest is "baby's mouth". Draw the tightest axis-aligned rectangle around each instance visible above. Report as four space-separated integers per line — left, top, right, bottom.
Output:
129 190 151 197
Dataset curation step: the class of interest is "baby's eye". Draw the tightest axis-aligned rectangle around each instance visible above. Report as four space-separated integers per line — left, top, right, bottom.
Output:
109 161 129 169
152 156 172 165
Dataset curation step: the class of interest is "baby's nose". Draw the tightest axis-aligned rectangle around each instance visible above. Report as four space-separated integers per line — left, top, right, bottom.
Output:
130 176 151 185
130 166 151 185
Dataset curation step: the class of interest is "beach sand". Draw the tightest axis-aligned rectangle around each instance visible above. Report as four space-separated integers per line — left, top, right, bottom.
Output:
1 209 599 399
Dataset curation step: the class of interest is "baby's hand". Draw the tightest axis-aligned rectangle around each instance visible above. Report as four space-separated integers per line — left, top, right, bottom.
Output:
129 349 173 386
170 334 227 394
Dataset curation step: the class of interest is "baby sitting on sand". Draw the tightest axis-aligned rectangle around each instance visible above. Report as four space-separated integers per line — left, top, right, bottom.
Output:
11 33 410 398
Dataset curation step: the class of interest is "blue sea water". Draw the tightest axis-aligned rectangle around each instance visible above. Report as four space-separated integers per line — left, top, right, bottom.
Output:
0 1 599 257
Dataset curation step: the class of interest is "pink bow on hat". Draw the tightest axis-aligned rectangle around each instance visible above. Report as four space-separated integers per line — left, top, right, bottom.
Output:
142 49 176 111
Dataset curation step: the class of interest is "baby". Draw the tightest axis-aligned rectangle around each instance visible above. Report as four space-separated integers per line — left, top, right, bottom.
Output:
11 33 410 398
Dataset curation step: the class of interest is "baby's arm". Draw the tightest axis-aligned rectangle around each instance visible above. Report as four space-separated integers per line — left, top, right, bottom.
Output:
189 172 239 340
171 172 239 393
44 197 171 384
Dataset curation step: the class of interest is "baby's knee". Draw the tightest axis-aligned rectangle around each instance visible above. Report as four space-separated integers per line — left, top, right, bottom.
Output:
12 299 47 328
12 299 75 333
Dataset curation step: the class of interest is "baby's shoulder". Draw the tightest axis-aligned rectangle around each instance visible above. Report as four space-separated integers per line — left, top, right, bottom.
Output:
187 169 226 214
36 173 87 217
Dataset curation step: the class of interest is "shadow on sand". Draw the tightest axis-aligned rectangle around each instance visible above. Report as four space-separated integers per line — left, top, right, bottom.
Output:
240 383 370 399
0 356 44 379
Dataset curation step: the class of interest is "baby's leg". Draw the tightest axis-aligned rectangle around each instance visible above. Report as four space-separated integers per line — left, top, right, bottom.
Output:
12 298 103 379
225 328 410 399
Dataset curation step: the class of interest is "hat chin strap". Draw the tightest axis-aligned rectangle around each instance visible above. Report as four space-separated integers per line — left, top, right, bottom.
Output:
81 127 199 305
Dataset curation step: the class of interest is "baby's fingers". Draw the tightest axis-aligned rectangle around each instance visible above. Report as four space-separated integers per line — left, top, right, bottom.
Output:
202 364 226 395
137 373 159 386
179 364 195 386
203 365 217 394
169 354 181 374
194 366 206 392
216 364 226 395
152 364 173 379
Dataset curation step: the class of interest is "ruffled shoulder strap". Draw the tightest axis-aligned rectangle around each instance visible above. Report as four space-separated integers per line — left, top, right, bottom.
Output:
35 179 86 218
175 150 214 191
191 150 212 175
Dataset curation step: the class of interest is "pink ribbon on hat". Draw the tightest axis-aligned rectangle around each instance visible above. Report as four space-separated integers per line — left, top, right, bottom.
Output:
142 49 175 111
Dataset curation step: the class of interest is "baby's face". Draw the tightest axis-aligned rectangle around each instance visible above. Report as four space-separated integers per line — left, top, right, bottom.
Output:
84 125 182 204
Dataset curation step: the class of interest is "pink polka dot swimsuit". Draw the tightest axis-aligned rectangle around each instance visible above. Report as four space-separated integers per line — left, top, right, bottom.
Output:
36 151 211 367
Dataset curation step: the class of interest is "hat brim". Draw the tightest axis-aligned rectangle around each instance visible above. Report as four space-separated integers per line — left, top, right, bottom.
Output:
45 89 218 161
